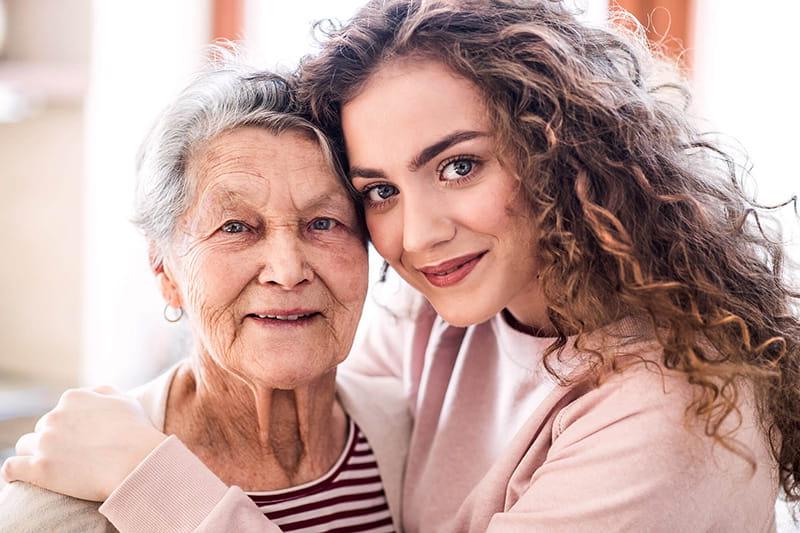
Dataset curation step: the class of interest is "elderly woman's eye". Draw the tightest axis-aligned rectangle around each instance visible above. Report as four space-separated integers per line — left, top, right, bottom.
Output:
221 221 249 233
309 218 338 231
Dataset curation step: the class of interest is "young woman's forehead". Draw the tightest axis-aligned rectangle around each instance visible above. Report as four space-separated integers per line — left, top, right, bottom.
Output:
342 60 492 164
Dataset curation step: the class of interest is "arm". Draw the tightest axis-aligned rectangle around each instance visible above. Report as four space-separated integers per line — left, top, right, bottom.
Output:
483 367 776 533
99 437 281 533
1 389 283 533
0 482 114 533
0 286 427 532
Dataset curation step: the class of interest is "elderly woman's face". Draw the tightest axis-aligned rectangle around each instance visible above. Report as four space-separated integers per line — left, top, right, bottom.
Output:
161 127 368 389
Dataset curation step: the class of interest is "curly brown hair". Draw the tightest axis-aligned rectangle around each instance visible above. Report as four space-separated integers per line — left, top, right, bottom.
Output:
295 0 800 504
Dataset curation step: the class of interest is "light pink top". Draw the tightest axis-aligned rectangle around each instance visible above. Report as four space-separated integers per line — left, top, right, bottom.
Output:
100 289 779 532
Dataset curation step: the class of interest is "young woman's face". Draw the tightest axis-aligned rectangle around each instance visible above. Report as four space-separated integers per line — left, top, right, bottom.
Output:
342 59 546 328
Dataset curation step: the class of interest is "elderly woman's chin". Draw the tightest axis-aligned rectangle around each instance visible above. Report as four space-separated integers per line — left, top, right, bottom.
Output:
202 321 357 390
229 348 348 391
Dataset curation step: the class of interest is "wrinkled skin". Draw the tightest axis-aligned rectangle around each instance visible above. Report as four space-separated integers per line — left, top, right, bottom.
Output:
2 127 369 499
165 127 367 390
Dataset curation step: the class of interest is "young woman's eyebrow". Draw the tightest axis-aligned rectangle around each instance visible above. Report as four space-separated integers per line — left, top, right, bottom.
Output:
348 166 386 181
348 130 489 180
408 130 488 171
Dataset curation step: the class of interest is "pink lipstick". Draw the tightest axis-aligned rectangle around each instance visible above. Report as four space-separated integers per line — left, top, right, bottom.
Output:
418 251 486 288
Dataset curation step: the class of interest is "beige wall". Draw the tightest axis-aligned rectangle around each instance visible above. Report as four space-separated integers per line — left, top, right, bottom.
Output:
3 0 90 62
0 0 89 387
0 106 85 386
3 0 211 389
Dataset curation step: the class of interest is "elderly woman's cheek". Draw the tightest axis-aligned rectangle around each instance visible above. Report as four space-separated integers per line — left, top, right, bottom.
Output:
316 232 368 301
312 233 369 355
181 242 252 362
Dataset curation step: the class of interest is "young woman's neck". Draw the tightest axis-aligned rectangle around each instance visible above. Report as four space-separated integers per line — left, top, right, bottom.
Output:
165 353 347 491
505 280 558 336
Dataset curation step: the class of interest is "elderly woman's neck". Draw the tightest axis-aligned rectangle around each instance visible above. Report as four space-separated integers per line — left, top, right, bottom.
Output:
165 356 347 490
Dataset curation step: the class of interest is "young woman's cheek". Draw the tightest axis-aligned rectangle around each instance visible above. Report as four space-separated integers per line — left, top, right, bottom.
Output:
366 208 404 265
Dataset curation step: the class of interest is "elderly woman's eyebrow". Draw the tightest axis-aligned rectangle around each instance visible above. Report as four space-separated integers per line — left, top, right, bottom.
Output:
298 190 353 214
194 189 353 223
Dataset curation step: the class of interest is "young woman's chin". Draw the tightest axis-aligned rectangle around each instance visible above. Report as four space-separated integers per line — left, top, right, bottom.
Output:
433 307 497 328
402 276 504 327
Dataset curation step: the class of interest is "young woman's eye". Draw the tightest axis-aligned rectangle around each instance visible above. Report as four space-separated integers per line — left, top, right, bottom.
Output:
221 221 249 233
440 157 479 181
309 218 338 231
363 184 399 204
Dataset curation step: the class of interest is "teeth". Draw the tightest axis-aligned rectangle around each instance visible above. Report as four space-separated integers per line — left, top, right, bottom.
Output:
255 313 309 321
434 265 460 276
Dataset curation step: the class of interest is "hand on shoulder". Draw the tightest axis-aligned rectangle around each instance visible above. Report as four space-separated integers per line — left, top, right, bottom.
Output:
1 386 167 502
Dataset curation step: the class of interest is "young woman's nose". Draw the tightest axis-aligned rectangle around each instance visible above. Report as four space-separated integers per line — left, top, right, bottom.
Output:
400 188 456 253
257 230 313 289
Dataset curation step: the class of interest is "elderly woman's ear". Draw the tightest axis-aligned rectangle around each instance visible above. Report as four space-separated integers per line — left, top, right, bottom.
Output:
148 242 182 309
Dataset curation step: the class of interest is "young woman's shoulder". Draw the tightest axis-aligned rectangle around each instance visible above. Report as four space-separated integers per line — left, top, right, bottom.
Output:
368 271 436 323
540 339 778 531
344 273 437 378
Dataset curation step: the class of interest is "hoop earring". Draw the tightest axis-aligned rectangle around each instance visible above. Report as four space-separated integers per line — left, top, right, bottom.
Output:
379 261 390 282
163 304 183 323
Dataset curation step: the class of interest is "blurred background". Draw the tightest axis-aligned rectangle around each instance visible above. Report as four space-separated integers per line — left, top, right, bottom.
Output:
0 0 798 526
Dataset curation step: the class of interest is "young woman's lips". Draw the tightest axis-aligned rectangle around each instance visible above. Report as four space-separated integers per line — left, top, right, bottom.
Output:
418 252 487 288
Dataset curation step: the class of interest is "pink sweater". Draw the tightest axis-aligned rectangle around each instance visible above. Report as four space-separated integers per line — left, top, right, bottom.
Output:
100 291 779 532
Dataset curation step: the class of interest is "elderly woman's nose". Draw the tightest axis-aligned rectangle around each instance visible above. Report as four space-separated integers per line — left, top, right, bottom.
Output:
256 231 313 289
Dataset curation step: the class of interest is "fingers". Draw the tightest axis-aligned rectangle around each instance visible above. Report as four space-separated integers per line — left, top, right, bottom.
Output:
56 386 115 410
33 410 54 433
58 387 88 409
33 385 120 434
14 432 37 456
0 455 38 484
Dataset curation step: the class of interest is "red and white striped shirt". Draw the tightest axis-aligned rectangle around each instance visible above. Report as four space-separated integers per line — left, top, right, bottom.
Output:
246 418 394 532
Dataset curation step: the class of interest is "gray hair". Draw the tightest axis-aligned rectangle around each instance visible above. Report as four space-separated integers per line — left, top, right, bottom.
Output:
133 59 347 264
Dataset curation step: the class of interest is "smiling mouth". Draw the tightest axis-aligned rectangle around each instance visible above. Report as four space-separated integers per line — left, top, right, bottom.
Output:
246 311 322 326
418 251 487 288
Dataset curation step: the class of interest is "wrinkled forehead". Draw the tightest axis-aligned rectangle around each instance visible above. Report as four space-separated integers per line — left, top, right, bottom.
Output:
186 127 353 214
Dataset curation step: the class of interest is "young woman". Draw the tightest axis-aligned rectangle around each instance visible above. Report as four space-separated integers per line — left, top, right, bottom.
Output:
4 1 799 531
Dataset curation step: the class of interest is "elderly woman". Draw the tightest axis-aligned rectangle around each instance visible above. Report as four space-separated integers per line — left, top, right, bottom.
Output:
0 61 406 532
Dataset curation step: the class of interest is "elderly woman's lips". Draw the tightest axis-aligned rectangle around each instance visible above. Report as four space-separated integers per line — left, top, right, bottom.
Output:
245 311 322 327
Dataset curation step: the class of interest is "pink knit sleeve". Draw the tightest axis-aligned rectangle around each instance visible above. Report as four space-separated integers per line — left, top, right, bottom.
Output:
99 436 281 533
483 367 778 533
